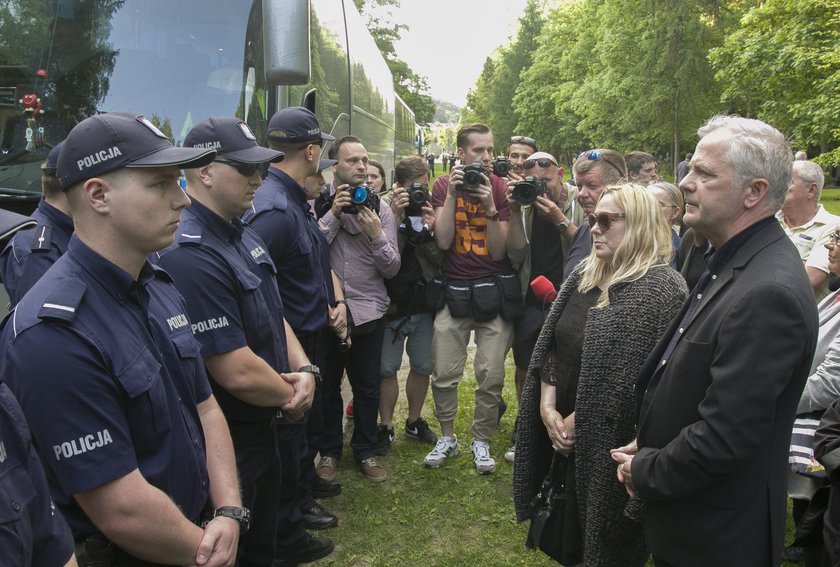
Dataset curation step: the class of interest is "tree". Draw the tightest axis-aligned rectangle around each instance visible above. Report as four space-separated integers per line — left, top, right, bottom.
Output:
710 0 840 166
354 0 436 123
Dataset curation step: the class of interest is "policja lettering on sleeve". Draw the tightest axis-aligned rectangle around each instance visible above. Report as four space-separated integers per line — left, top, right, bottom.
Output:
52 428 113 461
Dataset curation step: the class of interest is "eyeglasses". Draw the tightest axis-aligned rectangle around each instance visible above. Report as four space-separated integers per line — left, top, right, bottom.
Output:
523 157 556 170
510 135 536 146
578 150 626 178
214 159 261 178
829 233 840 246
588 212 626 231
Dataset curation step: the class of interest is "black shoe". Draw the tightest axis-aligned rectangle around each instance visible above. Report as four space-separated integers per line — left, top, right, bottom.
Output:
405 417 438 444
275 535 335 566
311 477 342 499
373 424 394 456
302 502 338 530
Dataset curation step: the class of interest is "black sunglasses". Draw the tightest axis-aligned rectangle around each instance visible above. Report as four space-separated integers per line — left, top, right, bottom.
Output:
578 150 625 178
214 159 261 178
588 212 626 231
523 157 555 170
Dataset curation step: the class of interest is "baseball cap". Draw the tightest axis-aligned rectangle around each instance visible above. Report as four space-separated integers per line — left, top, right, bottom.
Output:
57 112 217 190
42 141 65 175
185 117 284 164
318 159 337 172
267 107 336 144
0 209 36 241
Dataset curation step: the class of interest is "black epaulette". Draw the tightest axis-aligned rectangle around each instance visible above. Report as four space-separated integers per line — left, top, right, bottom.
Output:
30 225 53 252
38 279 87 322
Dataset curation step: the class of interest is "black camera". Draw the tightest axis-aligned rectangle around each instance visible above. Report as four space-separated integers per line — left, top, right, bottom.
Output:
405 183 429 216
512 176 547 206
460 163 486 192
343 185 380 214
492 157 513 177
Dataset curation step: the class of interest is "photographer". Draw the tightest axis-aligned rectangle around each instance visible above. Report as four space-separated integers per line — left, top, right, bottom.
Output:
504 151 585 462
506 135 538 175
316 136 400 483
424 123 514 474
375 156 444 454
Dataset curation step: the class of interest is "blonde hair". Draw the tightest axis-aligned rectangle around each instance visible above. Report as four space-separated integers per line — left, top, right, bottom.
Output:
578 183 673 306
648 181 684 224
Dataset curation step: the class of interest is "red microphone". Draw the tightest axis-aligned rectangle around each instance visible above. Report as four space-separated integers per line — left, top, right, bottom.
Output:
530 275 557 303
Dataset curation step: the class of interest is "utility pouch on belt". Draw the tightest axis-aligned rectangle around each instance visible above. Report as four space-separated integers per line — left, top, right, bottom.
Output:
495 271 524 321
444 280 473 318
471 276 501 322
425 275 447 312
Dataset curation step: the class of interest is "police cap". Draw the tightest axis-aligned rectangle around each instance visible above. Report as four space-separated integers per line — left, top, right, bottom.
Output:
57 112 216 190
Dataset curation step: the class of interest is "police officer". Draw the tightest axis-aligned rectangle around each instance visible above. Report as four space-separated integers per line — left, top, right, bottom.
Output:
243 107 339 565
0 112 244 567
157 117 317 567
0 209 76 567
1 141 73 307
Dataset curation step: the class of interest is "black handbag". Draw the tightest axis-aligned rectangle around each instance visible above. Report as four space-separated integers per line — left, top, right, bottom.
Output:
526 451 583 564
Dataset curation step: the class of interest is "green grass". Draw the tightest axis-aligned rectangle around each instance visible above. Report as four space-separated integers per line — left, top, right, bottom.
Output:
821 187 840 215
317 350 558 566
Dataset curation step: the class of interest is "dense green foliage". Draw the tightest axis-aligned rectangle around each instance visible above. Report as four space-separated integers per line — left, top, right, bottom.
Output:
354 0 437 124
462 0 840 173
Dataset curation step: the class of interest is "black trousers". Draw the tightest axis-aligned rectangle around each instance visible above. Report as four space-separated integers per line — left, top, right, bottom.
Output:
274 422 308 554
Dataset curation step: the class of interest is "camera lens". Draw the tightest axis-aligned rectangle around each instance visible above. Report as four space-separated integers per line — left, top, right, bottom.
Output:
351 186 368 204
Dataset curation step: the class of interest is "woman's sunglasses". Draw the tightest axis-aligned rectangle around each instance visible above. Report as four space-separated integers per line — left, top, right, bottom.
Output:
588 212 626 231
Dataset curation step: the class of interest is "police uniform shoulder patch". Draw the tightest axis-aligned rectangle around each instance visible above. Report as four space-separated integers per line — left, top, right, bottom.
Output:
38 279 87 322
176 221 204 246
29 225 53 252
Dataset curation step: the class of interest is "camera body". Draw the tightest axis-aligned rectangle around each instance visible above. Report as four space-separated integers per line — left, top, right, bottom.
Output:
492 156 513 177
405 182 429 216
460 163 486 192
512 176 547 206
343 185 380 214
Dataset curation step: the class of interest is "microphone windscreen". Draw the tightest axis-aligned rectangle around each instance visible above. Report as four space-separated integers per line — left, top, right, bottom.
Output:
530 275 557 303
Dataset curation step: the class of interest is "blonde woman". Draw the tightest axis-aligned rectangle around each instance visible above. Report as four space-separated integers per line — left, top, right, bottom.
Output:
647 181 684 267
513 183 688 566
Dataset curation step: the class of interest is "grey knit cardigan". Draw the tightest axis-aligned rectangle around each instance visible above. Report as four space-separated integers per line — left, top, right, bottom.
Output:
513 263 688 522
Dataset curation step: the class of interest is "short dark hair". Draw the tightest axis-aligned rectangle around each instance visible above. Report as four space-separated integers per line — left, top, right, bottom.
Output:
395 155 429 186
456 123 491 150
328 135 363 160
41 171 62 198
507 135 538 154
625 151 656 175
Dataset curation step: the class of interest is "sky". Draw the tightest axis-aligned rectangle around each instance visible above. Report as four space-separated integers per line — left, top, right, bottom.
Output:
389 0 531 108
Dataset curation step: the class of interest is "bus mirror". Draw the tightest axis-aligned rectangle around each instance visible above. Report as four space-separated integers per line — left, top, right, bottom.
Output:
263 0 311 85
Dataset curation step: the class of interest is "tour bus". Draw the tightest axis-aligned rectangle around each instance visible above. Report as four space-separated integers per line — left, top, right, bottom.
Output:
0 0 417 215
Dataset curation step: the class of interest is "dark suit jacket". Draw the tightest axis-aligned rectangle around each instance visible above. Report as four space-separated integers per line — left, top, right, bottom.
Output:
633 220 819 567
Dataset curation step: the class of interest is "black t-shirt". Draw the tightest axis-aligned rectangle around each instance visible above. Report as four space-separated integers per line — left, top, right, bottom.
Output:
527 213 566 305
547 286 601 416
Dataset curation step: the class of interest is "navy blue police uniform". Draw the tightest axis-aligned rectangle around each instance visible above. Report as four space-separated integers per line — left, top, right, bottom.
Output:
0 237 212 557
244 166 337 551
0 140 72 307
158 198 289 567
0 380 74 566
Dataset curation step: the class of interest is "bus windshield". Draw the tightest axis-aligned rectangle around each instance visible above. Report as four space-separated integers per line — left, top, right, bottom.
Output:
0 0 264 194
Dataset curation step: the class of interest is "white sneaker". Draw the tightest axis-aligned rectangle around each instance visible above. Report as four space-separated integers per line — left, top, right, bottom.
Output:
471 440 496 474
423 435 459 468
504 445 515 463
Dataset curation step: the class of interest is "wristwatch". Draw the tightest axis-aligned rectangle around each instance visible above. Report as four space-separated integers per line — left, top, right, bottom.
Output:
297 364 322 388
555 219 570 232
213 506 250 534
